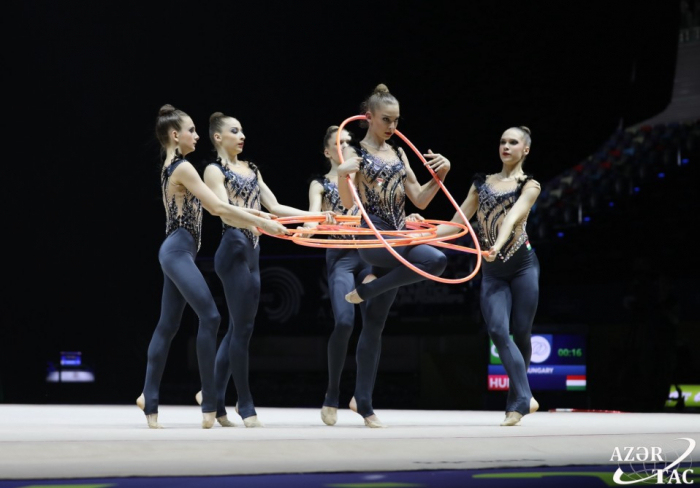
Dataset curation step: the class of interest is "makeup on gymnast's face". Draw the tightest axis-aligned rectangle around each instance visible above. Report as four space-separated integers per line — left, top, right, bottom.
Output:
326 130 351 165
220 118 245 155
499 129 529 164
369 103 400 140
178 116 199 155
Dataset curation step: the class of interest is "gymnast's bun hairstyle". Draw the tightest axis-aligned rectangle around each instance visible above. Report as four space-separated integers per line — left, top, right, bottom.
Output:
155 104 189 151
208 111 228 147
322 124 356 169
359 83 399 128
158 104 175 117
516 126 532 148
323 125 341 153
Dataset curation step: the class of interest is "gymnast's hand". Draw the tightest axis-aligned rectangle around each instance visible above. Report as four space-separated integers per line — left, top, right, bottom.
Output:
484 246 499 262
256 209 278 220
294 224 316 236
423 150 450 179
321 211 337 224
337 156 362 178
260 219 290 236
406 213 425 222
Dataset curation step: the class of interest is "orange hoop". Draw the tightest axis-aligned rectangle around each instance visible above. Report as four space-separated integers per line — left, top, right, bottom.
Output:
269 215 480 251
333 115 485 284
258 115 486 284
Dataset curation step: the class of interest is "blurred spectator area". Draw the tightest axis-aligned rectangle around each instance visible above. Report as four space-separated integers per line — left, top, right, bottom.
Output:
527 120 699 243
680 0 700 43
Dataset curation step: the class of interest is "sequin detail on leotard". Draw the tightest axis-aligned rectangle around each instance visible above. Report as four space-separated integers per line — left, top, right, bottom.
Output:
473 173 539 262
162 156 203 251
353 145 406 230
210 160 262 248
318 176 359 240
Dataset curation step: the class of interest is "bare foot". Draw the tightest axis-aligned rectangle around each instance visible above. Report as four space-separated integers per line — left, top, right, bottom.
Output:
362 274 377 284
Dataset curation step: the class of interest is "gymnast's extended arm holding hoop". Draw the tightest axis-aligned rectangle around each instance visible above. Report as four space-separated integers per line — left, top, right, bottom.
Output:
435 181 539 261
434 183 479 238
174 161 287 234
258 172 336 224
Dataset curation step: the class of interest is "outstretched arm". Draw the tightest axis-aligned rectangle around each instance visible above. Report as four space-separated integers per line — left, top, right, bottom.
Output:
258 171 335 223
173 162 288 235
435 183 479 238
202 164 275 237
403 149 451 210
259 172 312 217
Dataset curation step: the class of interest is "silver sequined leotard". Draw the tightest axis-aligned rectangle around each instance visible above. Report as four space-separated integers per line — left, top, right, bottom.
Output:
319 176 360 240
473 173 540 262
162 156 203 251
209 160 262 248
352 145 407 230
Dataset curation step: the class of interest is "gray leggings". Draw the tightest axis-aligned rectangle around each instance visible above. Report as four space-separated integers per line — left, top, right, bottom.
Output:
324 248 371 408
212 229 261 419
355 216 447 300
142 228 220 414
480 245 540 415
352 280 398 417
351 216 447 416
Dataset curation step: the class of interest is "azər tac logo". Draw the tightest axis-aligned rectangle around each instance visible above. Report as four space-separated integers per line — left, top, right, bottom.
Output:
611 437 696 485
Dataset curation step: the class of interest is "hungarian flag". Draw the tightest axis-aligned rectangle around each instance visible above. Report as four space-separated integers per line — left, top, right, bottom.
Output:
566 375 586 391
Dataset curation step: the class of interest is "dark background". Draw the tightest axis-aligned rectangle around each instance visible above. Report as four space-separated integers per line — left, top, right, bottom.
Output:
4 0 697 413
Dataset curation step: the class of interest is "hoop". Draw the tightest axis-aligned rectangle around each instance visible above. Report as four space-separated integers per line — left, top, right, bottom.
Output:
257 115 487 284
332 115 485 284
270 215 479 251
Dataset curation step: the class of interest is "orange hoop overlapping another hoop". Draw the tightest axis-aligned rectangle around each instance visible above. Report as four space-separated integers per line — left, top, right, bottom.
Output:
258 115 486 284
271 215 473 250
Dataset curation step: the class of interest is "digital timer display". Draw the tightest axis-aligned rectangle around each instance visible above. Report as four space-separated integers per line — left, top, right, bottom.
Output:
558 348 583 357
